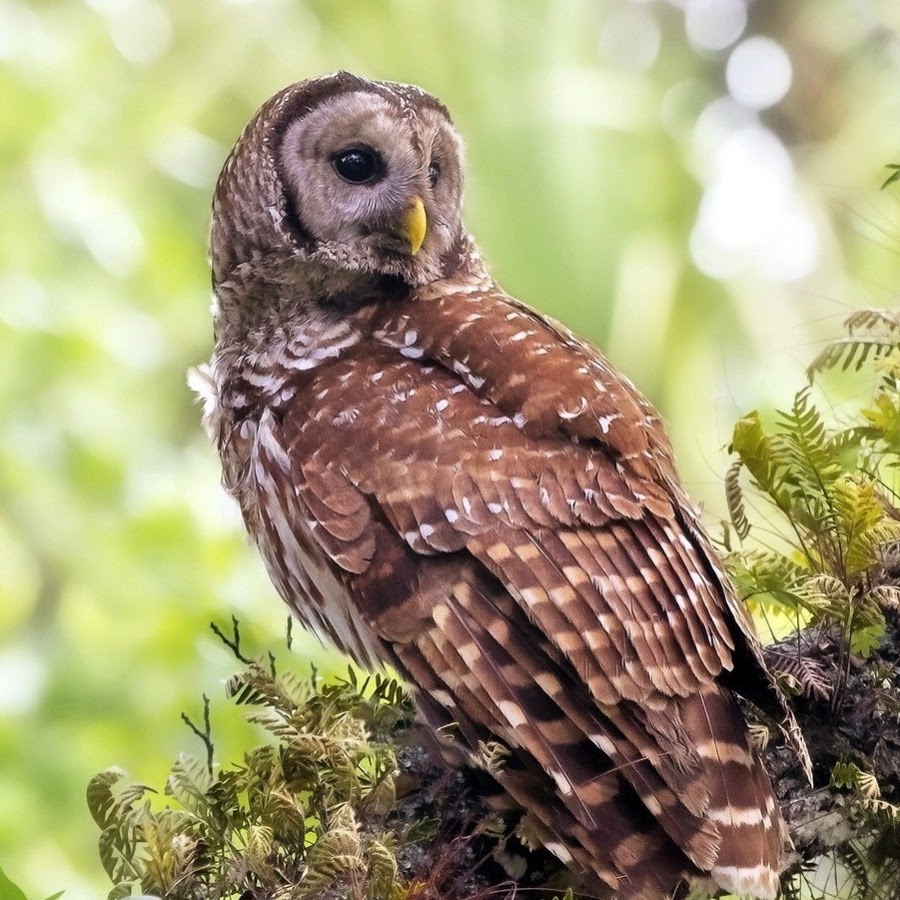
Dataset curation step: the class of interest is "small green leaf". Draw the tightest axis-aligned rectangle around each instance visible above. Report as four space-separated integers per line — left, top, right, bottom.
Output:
0 866 29 900
849 623 885 657
165 753 212 813
882 163 900 189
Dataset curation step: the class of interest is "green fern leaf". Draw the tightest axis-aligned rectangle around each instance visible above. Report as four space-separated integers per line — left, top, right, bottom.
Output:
808 335 900 377
365 835 398 900
837 843 871 895
725 458 751 540
729 411 790 507
165 753 213 814
849 622 885 657
87 769 154 831
98 824 142 884
831 761 863 790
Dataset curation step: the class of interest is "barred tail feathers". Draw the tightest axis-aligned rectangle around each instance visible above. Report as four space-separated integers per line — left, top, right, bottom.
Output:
682 686 784 900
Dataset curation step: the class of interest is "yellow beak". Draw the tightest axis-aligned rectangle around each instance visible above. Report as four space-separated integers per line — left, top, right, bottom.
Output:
403 196 427 255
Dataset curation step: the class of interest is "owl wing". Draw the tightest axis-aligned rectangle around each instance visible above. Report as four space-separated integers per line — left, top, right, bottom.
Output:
372 286 808 764
251 295 790 898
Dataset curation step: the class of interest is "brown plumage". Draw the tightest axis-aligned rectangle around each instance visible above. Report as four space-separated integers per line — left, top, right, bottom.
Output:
192 72 809 900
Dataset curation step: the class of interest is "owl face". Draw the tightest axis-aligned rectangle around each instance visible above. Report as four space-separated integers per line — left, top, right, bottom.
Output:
279 89 464 268
210 73 470 307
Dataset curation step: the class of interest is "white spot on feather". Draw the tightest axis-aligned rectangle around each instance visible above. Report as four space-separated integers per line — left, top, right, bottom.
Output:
497 700 528 729
543 841 573 864
559 397 588 420
431 689 454 707
710 864 778 900
708 806 767 827
598 414 618 433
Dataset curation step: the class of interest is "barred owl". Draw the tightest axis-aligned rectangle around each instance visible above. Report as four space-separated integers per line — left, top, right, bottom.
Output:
192 72 807 900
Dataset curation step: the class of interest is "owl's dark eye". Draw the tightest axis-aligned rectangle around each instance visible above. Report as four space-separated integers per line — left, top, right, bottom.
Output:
428 160 441 187
332 147 381 184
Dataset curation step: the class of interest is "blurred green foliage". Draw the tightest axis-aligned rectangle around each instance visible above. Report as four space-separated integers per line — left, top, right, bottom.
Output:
1 1 898 897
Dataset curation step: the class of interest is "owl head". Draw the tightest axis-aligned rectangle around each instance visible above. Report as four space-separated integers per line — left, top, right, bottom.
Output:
210 72 474 314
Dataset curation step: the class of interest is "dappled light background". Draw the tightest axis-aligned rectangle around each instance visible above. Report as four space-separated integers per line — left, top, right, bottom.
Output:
1 0 899 896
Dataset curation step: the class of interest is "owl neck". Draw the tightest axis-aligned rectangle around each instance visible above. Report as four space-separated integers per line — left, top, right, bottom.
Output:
213 230 488 340
208 248 496 427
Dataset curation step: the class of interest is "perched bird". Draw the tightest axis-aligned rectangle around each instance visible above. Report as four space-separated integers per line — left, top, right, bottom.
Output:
192 72 807 900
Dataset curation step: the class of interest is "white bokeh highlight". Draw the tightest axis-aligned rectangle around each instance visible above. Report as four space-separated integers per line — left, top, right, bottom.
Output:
685 0 747 52
689 122 819 282
726 36 793 110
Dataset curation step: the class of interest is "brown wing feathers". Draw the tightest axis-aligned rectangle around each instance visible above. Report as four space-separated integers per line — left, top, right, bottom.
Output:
253 296 789 899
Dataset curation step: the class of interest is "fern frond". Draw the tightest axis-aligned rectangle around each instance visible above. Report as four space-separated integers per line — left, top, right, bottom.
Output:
776 388 844 504
165 753 213 815
729 411 790 508
365 835 399 900
831 760 866 791
808 336 900 378
868 584 900 609
87 768 155 831
725 458 751 541
846 308 900 335
140 811 201 894
764 649 832 700
836 843 871 896
830 477 888 576
861 797 900 828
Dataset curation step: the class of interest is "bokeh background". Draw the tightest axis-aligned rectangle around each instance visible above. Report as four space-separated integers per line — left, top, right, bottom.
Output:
1 1 899 897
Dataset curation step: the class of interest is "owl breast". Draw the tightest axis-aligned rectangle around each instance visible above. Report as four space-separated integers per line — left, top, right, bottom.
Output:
197 321 388 670
249 409 387 668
